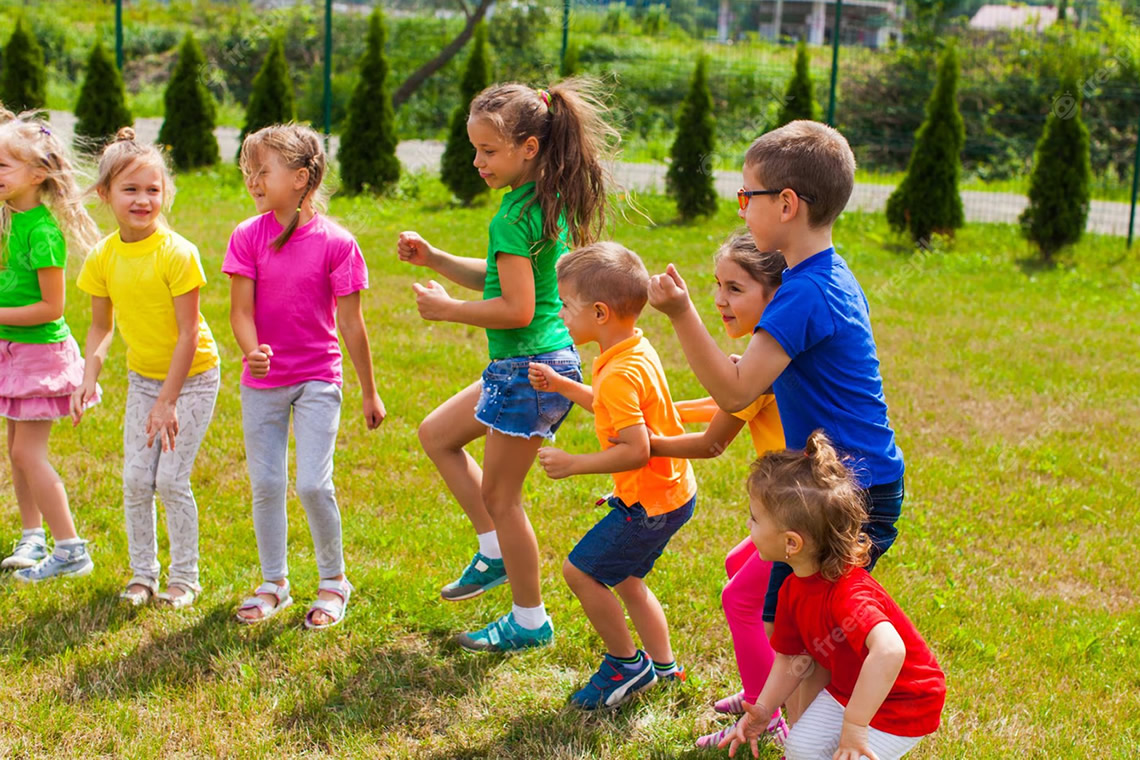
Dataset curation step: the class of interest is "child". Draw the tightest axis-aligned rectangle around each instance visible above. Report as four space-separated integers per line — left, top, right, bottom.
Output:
226 124 385 629
0 106 101 581
720 431 944 759
398 80 614 651
647 121 905 714
529 242 696 710
71 128 220 608
647 231 789 747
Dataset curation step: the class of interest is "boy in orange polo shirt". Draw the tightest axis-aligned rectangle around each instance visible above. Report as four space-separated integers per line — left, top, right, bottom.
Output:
529 242 697 711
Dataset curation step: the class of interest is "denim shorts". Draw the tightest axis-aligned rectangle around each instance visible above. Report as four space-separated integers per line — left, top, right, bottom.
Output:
473 345 582 440
762 476 904 622
568 494 696 587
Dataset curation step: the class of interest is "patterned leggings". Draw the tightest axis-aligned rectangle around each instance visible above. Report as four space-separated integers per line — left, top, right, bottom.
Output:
122 367 219 590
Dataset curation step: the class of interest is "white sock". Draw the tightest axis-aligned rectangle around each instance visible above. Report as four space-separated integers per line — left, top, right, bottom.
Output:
22 528 46 540
477 531 502 560
56 537 83 547
511 603 547 630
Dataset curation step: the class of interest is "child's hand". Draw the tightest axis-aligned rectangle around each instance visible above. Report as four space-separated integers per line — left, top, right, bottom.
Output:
69 379 98 426
719 701 769 758
647 263 693 318
528 362 564 393
247 344 272 378
363 391 386 430
397 231 434 267
835 719 877 760
537 446 576 479
146 398 179 452
412 280 455 321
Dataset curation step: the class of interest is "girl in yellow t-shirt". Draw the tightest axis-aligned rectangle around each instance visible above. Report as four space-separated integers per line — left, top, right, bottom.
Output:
71 128 220 609
648 231 791 750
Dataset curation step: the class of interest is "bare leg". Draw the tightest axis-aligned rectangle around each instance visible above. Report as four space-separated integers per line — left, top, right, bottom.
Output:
9 421 76 541
7 421 41 531
787 662 830 725
615 576 674 664
418 381 494 534
563 560 637 657
481 429 544 607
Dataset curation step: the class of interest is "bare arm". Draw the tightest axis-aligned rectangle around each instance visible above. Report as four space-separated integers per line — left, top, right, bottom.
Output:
650 409 746 459
414 253 535 330
537 423 652 479
529 362 594 409
835 622 907 760
337 291 386 430
722 652 814 756
70 295 114 425
228 275 260 355
397 231 486 291
0 267 65 325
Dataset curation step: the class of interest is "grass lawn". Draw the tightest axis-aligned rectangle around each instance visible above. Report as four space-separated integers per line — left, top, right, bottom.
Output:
1 169 1138 758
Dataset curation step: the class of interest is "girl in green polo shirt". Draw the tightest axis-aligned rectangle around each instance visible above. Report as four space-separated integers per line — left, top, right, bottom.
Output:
398 79 616 652
0 107 101 581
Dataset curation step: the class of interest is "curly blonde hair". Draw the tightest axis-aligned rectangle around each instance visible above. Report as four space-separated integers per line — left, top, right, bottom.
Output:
238 123 330 251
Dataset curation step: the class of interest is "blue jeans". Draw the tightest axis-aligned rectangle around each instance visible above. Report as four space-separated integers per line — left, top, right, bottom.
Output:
474 345 581 440
762 476 904 622
568 495 696 587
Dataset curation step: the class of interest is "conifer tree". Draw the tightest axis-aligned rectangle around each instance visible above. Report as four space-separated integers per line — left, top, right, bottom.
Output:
157 33 219 169
885 45 965 245
75 38 133 153
441 22 491 204
667 56 718 220
339 9 400 195
237 36 295 159
2 18 47 113
776 40 818 127
1020 77 1090 260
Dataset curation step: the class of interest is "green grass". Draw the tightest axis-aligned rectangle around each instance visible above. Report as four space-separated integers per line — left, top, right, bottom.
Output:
1 169 1139 757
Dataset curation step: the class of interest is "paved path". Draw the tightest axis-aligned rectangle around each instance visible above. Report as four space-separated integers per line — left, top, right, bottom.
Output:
51 111 1134 237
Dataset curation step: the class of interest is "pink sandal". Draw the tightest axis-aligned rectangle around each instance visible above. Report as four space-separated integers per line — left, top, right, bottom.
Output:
304 577 354 630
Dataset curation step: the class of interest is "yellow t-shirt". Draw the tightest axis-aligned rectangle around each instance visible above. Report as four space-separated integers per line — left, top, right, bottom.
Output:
78 227 219 380
676 395 785 457
592 329 697 517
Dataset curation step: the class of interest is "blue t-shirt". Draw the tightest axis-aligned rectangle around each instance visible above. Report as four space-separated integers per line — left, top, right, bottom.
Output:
757 247 904 488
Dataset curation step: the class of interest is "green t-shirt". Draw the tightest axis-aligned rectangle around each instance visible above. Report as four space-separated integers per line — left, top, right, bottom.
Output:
0 205 70 344
483 182 572 360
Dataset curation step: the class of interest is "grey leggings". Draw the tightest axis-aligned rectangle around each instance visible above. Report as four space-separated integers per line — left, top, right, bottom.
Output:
240 381 345 581
122 366 220 590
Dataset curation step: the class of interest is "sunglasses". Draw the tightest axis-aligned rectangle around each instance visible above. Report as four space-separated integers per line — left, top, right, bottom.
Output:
737 188 816 211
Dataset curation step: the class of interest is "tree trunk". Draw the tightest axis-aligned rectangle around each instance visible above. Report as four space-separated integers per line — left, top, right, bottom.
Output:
392 0 495 110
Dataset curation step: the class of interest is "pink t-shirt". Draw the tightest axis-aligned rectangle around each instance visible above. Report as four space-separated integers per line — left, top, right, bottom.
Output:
222 212 368 389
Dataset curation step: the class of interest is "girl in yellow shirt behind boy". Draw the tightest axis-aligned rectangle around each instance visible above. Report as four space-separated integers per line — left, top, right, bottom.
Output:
71 128 220 609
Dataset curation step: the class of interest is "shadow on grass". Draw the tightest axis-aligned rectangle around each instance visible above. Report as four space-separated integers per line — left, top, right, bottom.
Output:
0 586 133 661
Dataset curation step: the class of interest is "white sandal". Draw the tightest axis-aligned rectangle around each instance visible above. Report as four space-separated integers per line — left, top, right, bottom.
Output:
304 578 354 630
119 576 159 606
236 580 293 624
156 581 200 610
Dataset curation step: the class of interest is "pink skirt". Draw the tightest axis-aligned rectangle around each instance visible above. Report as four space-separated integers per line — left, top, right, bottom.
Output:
0 336 100 421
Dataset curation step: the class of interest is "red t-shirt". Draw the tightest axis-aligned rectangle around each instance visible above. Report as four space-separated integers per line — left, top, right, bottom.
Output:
770 567 945 737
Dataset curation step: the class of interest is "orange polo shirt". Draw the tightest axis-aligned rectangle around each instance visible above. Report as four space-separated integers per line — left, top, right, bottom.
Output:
592 329 697 516
675 395 785 457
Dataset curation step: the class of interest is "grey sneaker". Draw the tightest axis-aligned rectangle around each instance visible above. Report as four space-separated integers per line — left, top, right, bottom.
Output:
13 541 94 582
1 534 49 570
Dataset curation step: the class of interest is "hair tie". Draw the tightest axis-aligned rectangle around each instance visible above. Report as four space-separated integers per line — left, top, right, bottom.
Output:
538 89 551 109
39 125 51 136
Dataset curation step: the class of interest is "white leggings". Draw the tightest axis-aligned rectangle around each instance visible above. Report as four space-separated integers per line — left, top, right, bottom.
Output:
785 690 925 760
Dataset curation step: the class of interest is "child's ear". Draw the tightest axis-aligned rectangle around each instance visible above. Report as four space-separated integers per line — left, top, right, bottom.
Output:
293 167 310 192
521 135 540 161
593 301 610 324
785 530 805 559
779 190 804 224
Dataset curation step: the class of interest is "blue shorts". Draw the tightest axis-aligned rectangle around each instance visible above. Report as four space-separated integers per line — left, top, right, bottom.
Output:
568 494 696 587
763 476 904 622
474 345 582 440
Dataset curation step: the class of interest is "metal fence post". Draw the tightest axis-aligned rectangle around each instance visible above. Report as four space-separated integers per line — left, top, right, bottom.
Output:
1129 104 1140 249
323 0 332 144
561 0 571 70
826 0 843 126
115 0 123 71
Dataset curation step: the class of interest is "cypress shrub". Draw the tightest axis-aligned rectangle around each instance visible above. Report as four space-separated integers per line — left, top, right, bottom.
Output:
440 22 491 205
1 18 47 113
885 45 965 245
667 56 718 221
157 33 220 170
1020 78 1090 260
74 38 133 153
339 9 400 195
776 40 818 127
237 36 295 160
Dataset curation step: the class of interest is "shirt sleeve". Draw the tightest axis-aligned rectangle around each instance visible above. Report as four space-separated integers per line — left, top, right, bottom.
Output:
832 577 892 654
164 241 208 297
330 236 369 297
596 370 646 432
76 244 108 297
731 395 769 423
769 583 807 655
488 206 541 259
757 277 835 360
222 225 257 280
26 225 67 270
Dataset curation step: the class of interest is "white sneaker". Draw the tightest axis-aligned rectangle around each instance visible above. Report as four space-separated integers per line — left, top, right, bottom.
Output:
1 535 49 570
14 542 94 582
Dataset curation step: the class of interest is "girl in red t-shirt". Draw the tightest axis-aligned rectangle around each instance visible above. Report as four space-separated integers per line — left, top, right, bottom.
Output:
721 431 945 760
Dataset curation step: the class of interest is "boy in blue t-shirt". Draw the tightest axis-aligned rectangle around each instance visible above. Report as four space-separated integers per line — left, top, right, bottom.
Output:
647 119 905 720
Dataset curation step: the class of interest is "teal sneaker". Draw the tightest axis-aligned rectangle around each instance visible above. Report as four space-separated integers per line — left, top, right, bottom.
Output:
440 552 508 601
456 611 553 652
13 542 93 582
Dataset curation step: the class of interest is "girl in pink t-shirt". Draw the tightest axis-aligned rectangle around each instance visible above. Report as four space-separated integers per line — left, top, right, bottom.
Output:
224 125 385 630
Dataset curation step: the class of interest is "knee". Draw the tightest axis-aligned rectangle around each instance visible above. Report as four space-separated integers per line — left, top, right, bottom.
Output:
417 415 449 456
481 485 520 518
296 478 334 507
154 472 189 504
122 468 155 499
8 445 42 473
562 558 587 589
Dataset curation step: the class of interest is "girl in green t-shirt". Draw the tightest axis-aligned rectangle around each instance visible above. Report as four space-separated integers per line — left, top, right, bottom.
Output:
0 107 101 581
398 79 616 652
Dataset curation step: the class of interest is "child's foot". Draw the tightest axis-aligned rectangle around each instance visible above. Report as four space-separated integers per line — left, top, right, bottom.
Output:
304 577 353 630
714 689 747 715
155 582 200 610
654 659 686 683
236 580 292 624
13 541 93 582
570 650 657 710
455 611 553 652
1 534 48 570
695 711 789 749
440 552 508 601
120 576 159 606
